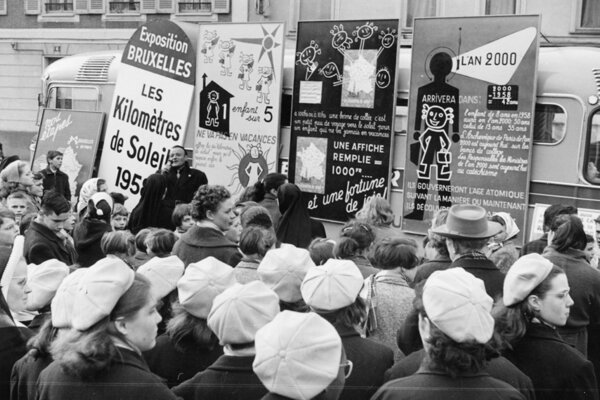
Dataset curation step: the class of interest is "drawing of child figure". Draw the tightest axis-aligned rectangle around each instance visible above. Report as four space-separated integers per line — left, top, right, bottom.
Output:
219 40 235 76
238 53 254 90
201 30 219 63
256 67 273 104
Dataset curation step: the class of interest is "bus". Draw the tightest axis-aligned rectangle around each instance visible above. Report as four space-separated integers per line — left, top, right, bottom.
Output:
37 26 600 241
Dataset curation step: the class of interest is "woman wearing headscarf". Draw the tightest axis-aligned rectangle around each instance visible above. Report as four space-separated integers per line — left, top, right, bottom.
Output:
0 161 37 214
36 257 178 400
276 183 325 248
486 212 520 273
494 253 597 400
128 174 174 234
76 178 108 220
143 257 234 388
72 192 114 268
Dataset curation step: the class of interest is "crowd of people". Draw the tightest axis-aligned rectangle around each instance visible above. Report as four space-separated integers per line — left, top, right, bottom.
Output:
1 145 600 399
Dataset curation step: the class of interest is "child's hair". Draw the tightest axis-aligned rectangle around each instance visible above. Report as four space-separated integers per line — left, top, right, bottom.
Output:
101 230 135 257
239 226 276 257
7 191 28 201
171 203 192 227
308 238 335 265
19 212 37 235
111 203 129 218
134 228 153 252
145 229 178 257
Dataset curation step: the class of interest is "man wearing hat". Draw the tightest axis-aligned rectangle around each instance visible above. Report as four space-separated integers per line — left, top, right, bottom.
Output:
430 204 504 298
40 150 71 201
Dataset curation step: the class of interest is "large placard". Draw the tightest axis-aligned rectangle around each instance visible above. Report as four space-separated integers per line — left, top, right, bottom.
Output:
289 19 399 222
98 20 196 209
402 15 540 240
32 109 104 202
193 23 284 197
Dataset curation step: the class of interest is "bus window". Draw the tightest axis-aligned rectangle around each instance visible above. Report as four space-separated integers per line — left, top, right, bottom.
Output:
533 103 566 144
585 110 600 184
47 86 98 111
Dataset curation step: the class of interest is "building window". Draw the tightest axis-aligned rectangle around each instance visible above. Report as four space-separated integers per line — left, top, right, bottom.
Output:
178 0 211 13
580 0 600 28
404 0 437 29
108 0 140 13
287 0 332 36
484 0 516 15
45 0 74 13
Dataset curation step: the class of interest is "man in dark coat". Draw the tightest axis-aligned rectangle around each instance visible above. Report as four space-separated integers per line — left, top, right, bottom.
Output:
23 191 75 265
40 150 71 201
161 145 207 207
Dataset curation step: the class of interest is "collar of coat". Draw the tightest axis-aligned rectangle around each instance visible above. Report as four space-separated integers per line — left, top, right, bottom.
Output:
112 347 151 372
207 355 255 372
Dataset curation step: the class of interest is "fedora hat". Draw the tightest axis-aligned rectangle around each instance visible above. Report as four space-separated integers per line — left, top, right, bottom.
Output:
430 204 502 239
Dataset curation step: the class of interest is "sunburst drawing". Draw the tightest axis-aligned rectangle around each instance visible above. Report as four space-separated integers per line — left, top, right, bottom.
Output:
232 25 281 79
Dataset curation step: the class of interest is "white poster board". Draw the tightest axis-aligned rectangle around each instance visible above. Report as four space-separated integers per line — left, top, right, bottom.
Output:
193 23 284 197
98 21 196 209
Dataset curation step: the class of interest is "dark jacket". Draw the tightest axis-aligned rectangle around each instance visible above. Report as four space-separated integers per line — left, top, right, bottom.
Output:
335 322 394 400
163 162 208 207
37 347 178 400
143 333 223 388
521 233 548 256
259 193 281 228
172 355 267 400
41 166 71 200
72 219 112 268
372 367 525 400
505 322 598 400
0 325 31 400
23 221 75 265
10 350 52 400
384 348 535 400
412 255 452 285
172 226 242 267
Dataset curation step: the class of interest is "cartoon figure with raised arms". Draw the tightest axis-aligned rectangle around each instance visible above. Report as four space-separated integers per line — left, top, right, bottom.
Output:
377 27 397 58
238 53 254 90
219 40 235 76
256 66 273 104
353 22 378 52
331 24 352 57
417 104 453 180
206 91 220 127
319 62 343 86
201 30 219 63
296 40 321 80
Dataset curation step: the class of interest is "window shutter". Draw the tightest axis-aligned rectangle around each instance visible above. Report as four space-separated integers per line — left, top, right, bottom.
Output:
141 0 157 13
74 0 89 13
157 0 173 13
0 0 6 15
89 0 105 13
212 0 229 13
24 0 41 14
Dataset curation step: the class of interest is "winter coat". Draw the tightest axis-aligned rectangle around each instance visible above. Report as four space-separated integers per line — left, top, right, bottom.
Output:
41 166 71 200
505 322 598 400
37 347 178 400
172 226 241 267
412 255 452 285
0 324 31 400
10 350 52 400
172 355 267 400
234 258 260 284
162 162 207 208
450 252 504 299
384 348 535 400
72 219 112 268
334 322 394 400
258 193 281 228
23 221 75 265
143 333 223 388
372 367 525 400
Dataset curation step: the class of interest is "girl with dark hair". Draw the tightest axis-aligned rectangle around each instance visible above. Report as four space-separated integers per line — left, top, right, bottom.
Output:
252 173 287 228
128 174 174 234
37 260 177 400
276 183 325 248
143 258 234 388
234 226 276 284
542 214 600 356
301 259 394 400
336 220 378 278
72 192 114 268
494 254 597 400
373 268 522 400
363 238 419 361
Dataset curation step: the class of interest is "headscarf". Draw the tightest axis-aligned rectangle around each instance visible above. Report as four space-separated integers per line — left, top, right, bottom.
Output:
128 174 169 234
276 183 312 248
0 161 21 184
493 212 520 241
77 178 101 215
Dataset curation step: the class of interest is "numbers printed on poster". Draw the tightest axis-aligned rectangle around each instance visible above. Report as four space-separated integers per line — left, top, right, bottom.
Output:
115 166 142 195
264 106 273 123
485 52 517 66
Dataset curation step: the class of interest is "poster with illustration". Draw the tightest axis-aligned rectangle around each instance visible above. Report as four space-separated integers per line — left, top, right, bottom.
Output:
98 20 196 210
32 109 104 202
402 16 540 239
193 23 284 196
289 19 399 222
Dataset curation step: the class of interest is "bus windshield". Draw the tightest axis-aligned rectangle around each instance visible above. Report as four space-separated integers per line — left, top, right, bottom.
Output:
47 86 98 111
